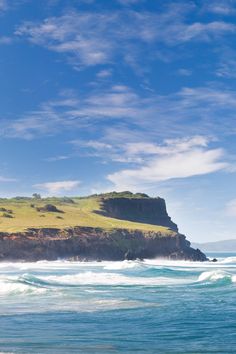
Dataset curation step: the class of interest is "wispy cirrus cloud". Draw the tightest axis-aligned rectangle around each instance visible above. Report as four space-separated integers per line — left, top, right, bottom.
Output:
34 180 81 194
3 84 236 142
45 155 70 162
177 68 192 76
204 0 236 15
15 12 118 67
217 60 236 78
0 176 16 182
107 137 229 192
15 4 236 70
96 69 113 79
71 135 211 164
1 96 81 139
117 0 142 5
226 198 236 216
1 85 142 139
216 49 236 78
0 0 7 11
0 36 12 44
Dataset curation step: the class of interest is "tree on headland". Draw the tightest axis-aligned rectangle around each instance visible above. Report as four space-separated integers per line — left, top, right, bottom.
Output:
32 193 41 199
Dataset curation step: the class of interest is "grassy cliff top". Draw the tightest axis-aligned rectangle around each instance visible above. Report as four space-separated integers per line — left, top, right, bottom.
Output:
91 191 151 199
0 194 174 234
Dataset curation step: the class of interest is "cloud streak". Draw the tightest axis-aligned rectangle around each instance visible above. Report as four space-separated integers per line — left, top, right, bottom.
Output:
15 5 236 70
3 84 236 144
0 0 7 11
107 137 229 191
0 176 16 182
34 180 81 194
225 198 236 217
204 0 236 15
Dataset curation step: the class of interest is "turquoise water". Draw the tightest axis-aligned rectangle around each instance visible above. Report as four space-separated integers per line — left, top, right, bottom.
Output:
0 254 236 353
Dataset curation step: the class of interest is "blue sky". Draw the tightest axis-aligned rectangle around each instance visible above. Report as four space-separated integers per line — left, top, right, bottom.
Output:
1 0 236 242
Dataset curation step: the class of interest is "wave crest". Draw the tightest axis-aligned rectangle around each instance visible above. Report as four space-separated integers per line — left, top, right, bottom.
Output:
198 270 236 283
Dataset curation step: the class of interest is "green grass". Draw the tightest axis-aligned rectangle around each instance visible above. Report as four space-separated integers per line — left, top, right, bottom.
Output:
94 191 150 199
0 196 174 235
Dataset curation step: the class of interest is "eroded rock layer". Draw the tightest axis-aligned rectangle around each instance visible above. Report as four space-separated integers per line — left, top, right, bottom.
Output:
0 227 207 262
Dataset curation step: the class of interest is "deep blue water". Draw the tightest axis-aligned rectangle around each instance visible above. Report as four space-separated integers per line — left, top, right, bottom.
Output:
0 254 236 353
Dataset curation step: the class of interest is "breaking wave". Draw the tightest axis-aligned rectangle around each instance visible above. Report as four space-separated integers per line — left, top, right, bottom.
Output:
0 254 236 302
0 276 47 295
19 271 188 287
198 270 236 283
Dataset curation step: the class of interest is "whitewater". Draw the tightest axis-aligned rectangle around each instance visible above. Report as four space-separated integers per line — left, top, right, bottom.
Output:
0 253 236 353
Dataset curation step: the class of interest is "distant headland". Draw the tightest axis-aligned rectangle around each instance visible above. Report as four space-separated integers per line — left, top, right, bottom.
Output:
0 191 207 261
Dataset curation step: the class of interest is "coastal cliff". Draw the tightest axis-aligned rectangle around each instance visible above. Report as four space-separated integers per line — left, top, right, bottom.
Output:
0 192 207 261
98 194 178 231
0 227 206 262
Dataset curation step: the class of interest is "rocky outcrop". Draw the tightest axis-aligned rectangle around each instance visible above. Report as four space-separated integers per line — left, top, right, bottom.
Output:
0 227 207 262
98 197 178 231
36 204 64 213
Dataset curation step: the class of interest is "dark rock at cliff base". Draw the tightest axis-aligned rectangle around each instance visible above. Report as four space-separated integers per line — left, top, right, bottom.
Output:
0 227 207 262
124 250 136 261
169 247 207 261
98 197 178 231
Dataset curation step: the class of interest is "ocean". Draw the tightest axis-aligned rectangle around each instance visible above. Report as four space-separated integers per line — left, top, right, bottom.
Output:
0 253 236 353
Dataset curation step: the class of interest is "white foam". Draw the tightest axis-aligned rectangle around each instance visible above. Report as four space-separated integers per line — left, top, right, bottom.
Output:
40 271 186 286
198 270 233 282
0 273 52 295
0 256 236 273
143 258 236 270
144 259 210 268
0 278 47 295
218 257 236 264
103 260 143 270
0 296 157 316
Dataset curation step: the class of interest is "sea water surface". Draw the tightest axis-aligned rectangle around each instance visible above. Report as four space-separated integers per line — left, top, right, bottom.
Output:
0 253 236 353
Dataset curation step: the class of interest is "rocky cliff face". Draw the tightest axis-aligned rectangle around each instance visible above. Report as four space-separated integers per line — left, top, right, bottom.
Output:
99 197 178 231
0 193 207 262
0 227 207 262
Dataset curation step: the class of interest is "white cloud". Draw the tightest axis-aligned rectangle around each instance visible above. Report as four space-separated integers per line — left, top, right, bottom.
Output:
0 0 7 11
205 1 236 15
15 6 236 70
0 36 12 45
96 69 113 78
2 95 80 139
4 85 236 142
15 12 117 67
117 0 141 5
107 137 229 191
81 140 112 150
216 57 236 78
178 68 192 76
2 85 141 139
45 155 70 162
226 199 236 216
0 176 16 182
34 180 81 194
125 136 209 157
173 21 235 42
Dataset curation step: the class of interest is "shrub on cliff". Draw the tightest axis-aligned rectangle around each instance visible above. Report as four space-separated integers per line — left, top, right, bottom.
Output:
36 204 64 213
0 208 7 212
59 197 75 204
2 212 14 218
100 191 150 199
